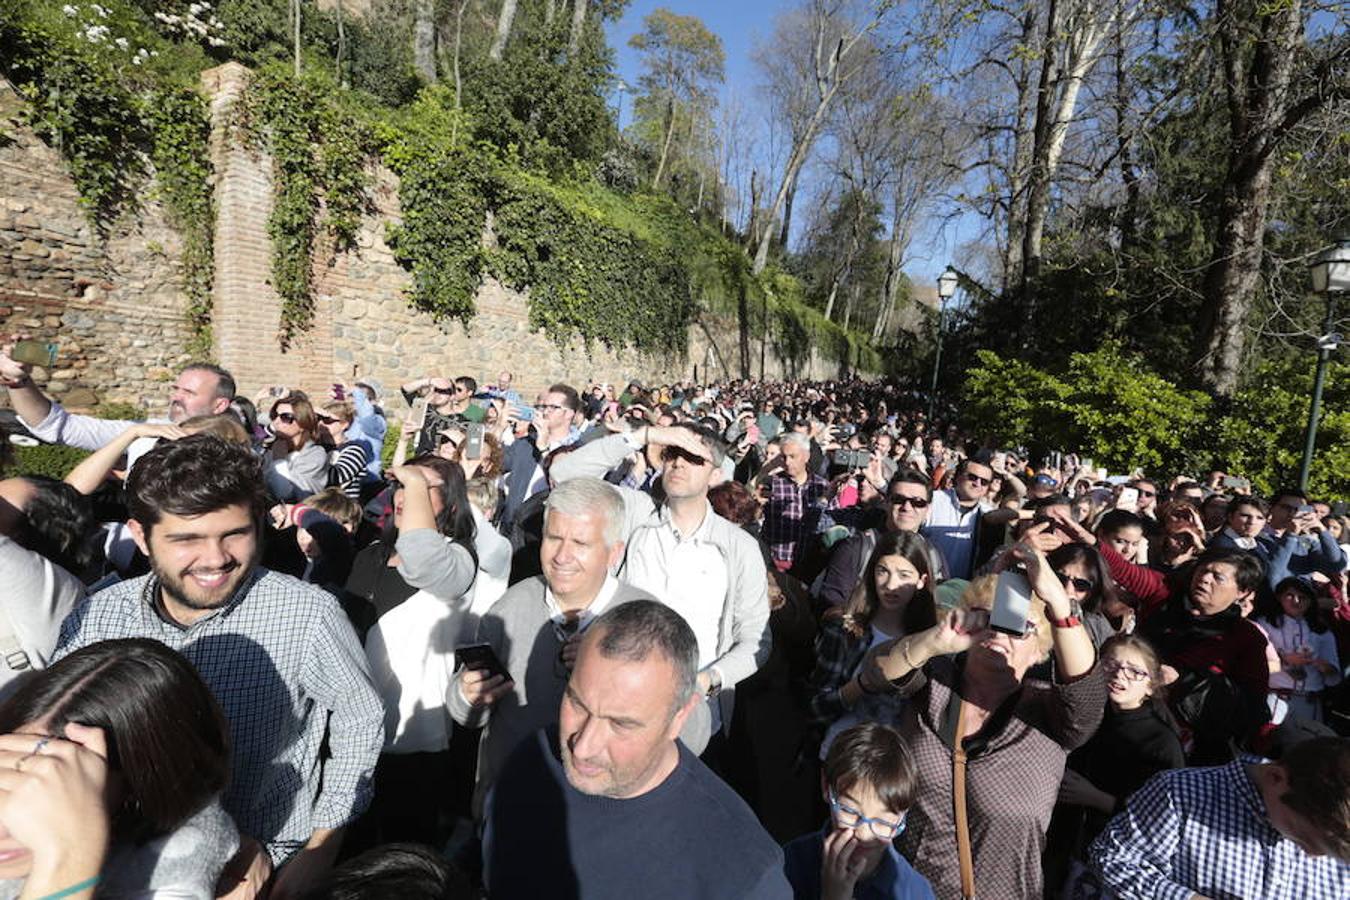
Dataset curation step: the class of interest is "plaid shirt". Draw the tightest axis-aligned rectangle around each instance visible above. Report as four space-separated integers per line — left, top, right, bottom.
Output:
762 471 831 566
1089 757 1350 899
54 568 384 865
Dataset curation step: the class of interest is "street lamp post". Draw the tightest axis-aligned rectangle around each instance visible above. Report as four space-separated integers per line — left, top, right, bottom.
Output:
928 266 959 424
1298 235 1350 493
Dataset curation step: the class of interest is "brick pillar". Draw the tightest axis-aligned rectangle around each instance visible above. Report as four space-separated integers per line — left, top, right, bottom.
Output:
202 62 336 399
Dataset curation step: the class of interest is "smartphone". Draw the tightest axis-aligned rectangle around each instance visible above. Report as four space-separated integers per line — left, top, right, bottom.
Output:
456 642 511 681
409 396 430 434
9 340 56 368
990 571 1033 637
1297 504 1315 516
514 402 534 422
1117 487 1139 510
464 423 484 460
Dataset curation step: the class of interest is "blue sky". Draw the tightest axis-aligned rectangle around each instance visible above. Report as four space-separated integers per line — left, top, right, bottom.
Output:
604 1 977 290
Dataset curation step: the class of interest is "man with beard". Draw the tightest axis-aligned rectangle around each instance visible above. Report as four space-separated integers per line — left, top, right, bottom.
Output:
483 600 790 899
52 434 383 897
0 343 235 471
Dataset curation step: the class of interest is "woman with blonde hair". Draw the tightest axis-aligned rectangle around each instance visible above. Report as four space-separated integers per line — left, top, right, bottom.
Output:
863 544 1104 899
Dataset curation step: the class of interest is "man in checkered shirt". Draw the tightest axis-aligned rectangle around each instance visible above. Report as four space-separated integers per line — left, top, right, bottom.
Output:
1089 736 1350 899
53 434 384 898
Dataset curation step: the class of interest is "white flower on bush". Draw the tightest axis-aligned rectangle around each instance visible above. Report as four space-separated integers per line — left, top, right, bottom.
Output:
114 37 129 51
62 4 77 16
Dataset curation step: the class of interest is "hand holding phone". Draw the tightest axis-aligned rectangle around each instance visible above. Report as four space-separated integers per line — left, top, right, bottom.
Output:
990 571 1033 638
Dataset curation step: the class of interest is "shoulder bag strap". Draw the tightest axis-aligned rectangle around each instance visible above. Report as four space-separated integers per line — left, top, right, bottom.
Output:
953 699 977 899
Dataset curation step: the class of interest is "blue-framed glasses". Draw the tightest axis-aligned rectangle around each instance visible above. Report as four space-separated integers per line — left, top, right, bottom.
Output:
828 788 907 840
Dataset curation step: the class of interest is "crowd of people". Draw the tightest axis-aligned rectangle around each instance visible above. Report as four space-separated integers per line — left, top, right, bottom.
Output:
0 342 1347 900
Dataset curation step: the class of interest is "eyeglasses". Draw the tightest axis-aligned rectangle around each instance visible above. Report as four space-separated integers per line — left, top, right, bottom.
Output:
534 403 567 413
275 412 297 424
888 495 930 509
661 445 710 467
1136 487 1157 497
1055 571 1094 593
437 433 462 450
827 789 906 840
1103 660 1150 683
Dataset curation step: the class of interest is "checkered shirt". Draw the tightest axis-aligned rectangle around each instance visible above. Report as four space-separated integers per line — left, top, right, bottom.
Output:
54 568 385 865
762 471 831 566
1089 756 1350 899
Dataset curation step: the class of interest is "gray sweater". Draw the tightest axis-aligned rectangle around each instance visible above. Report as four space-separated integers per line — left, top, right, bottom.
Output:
447 576 656 816
0 537 85 700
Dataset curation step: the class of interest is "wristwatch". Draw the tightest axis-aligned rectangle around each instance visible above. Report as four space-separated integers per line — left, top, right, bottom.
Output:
1049 613 1082 629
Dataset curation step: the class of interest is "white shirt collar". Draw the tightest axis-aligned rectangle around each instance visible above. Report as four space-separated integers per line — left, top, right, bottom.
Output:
544 574 620 629
1223 526 1257 550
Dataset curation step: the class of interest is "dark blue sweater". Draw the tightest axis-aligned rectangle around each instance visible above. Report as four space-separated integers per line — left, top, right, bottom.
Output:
484 727 791 900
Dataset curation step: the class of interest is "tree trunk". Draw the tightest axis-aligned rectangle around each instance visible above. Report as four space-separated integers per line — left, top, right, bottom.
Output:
777 169 798 250
489 0 518 62
875 205 912 342
745 170 763 254
737 270 752 378
752 92 834 273
1196 170 1273 394
1196 0 1307 396
569 0 588 55
843 280 859 330
334 0 347 86
292 0 301 77
652 99 677 188
545 0 557 26
451 0 468 146
413 0 437 82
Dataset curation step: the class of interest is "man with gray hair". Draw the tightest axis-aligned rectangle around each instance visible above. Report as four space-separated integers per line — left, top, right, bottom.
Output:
761 429 831 573
549 422 772 754
448 477 657 817
484 600 791 899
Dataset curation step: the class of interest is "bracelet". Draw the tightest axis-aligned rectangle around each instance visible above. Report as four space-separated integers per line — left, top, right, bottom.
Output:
900 637 920 670
1050 614 1082 629
37 876 99 900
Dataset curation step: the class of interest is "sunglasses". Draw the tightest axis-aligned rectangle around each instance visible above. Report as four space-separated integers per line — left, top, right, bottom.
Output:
431 386 456 395
888 495 930 509
963 473 992 486
661 445 709 466
1136 488 1157 498
316 414 339 425
275 412 297 424
534 403 567 413
1055 571 1094 593
438 433 462 450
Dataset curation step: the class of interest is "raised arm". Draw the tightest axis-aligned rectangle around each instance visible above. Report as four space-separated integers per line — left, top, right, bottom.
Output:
63 423 185 494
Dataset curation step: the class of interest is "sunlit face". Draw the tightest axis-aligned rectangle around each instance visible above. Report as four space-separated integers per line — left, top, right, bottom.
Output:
963 601 1043 683
559 635 691 798
660 444 715 501
886 483 930 533
169 368 227 423
1106 526 1145 561
1054 558 1093 605
1327 518 1343 541
1278 585 1312 620
825 780 900 870
391 465 445 531
129 503 259 622
1189 561 1246 617
955 463 993 503
271 403 302 443
1228 504 1267 538
427 377 456 409
540 508 622 607
1103 645 1154 710
317 411 350 445
535 391 573 436
873 553 927 614
782 441 810 480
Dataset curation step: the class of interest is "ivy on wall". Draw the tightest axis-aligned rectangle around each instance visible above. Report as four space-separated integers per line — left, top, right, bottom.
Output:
0 5 217 354
237 66 372 347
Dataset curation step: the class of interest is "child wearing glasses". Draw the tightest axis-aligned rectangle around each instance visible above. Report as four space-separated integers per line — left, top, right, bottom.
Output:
782 722 935 900
1047 633 1184 894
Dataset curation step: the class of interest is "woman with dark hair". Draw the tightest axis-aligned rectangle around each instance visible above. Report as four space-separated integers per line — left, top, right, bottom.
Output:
1047 543 1122 646
342 455 479 848
0 638 239 899
808 531 939 756
263 394 329 501
1046 633 1184 894
1254 577 1342 723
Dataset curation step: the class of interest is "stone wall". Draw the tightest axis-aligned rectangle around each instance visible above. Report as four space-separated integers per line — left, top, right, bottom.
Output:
2 63 861 419
0 77 196 412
